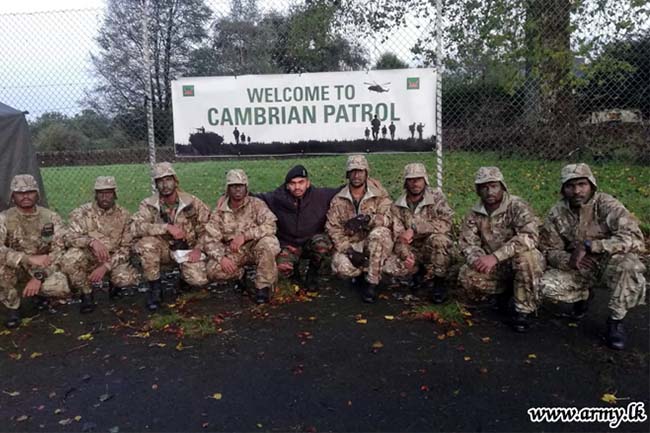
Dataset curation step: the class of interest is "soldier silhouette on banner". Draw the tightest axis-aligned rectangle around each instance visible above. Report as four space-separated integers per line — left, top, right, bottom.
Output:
371 115 381 140
409 122 416 139
417 123 424 140
389 122 396 140
233 127 240 144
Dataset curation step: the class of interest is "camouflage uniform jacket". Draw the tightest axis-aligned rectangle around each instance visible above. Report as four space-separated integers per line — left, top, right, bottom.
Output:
131 190 210 249
0 206 66 268
326 179 393 253
202 195 278 262
66 202 133 270
540 192 645 271
392 188 454 259
459 192 539 265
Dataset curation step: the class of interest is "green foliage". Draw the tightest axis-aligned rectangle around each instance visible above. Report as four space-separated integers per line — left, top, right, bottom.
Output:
41 152 650 232
35 124 89 152
374 52 409 70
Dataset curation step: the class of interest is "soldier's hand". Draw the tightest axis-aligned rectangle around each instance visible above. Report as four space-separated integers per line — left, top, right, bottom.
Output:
399 229 415 245
579 254 598 271
285 245 300 255
404 253 416 271
220 256 237 274
166 224 186 240
569 244 587 270
344 214 371 235
28 254 51 268
229 234 245 253
187 248 202 263
277 262 294 276
89 264 109 283
346 248 368 268
473 255 498 274
90 239 110 263
23 278 42 297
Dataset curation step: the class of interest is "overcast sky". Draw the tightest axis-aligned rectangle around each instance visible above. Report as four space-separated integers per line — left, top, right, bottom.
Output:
0 0 428 119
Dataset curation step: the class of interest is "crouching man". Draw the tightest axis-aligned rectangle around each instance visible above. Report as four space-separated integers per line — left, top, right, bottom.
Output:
458 167 545 332
131 162 210 311
384 163 454 303
540 163 646 350
203 169 280 304
61 176 140 313
0 175 70 327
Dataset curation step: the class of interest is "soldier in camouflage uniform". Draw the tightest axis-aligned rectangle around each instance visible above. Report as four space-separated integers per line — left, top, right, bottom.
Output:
203 169 280 304
131 162 210 311
0 175 70 328
458 167 545 332
326 155 393 303
384 163 454 303
539 163 646 350
60 176 140 313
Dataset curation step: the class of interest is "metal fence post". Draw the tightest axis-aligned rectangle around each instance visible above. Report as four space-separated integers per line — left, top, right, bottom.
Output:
143 0 156 192
435 0 443 190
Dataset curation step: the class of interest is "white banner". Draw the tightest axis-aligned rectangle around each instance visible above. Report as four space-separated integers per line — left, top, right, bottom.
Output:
171 68 436 149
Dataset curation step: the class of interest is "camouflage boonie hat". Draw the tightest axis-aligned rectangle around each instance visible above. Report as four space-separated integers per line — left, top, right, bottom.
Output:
346 154 370 172
403 163 429 185
10 174 39 193
226 169 248 186
152 162 177 180
94 176 117 191
560 163 597 190
474 166 508 191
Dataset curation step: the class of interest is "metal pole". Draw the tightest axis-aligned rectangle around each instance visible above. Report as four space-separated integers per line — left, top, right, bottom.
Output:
143 0 157 193
435 0 443 190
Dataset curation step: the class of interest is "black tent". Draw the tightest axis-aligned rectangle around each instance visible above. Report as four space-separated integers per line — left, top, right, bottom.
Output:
0 102 47 211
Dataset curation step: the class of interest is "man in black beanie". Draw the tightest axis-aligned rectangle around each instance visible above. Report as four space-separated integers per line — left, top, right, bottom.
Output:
256 165 341 291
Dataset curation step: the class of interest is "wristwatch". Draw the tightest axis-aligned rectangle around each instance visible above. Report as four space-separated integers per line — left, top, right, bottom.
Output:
583 239 592 253
33 270 46 281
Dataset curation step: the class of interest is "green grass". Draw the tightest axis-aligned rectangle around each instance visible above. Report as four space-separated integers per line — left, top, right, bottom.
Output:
41 151 650 231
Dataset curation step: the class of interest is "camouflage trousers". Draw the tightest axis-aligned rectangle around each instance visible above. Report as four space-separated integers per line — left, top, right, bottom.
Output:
0 263 70 310
540 252 646 320
276 234 333 277
134 236 208 287
331 227 394 285
383 233 453 279
60 247 140 295
458 249 545 314
206 235 281 289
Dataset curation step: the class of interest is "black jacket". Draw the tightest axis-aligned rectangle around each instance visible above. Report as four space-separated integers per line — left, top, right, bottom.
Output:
257 184 341 247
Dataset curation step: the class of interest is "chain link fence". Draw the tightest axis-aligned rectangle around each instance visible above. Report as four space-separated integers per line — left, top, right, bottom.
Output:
1 0 648 220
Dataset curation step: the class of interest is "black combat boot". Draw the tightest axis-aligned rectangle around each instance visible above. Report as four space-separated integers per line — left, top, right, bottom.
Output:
33 296 49 311
146 279 163 312
79 292 96 314
429 277 447 304
305 264 319 292
5 308 21 329
510 312 531 333
572 289 593 320
360 279 378 304
108 283 121 300
255 287 271 304
606 317 626 350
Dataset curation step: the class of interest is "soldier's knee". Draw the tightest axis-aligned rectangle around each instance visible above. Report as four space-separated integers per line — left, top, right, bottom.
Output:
611 254 645 275
426 233 452 250
369 227 391 240
254 236 280 255
134 236 161 254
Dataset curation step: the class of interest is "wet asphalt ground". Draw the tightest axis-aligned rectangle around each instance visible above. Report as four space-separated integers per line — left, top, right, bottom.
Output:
1 276 648 433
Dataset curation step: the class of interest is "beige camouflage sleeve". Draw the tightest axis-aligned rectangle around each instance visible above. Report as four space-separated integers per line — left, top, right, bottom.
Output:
591 195 645 255
242 200 277 241
391 205 411 259
49 212 67 265
202 212 226 262
66 207 93 249
110 211 133 270
540 212 571 270
491 199 539 262
131 201 167 238
326 199 352 253
191 198 211 244
370 196 393 229
458 213 487 265
414 192 454 237
0 213 25 268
